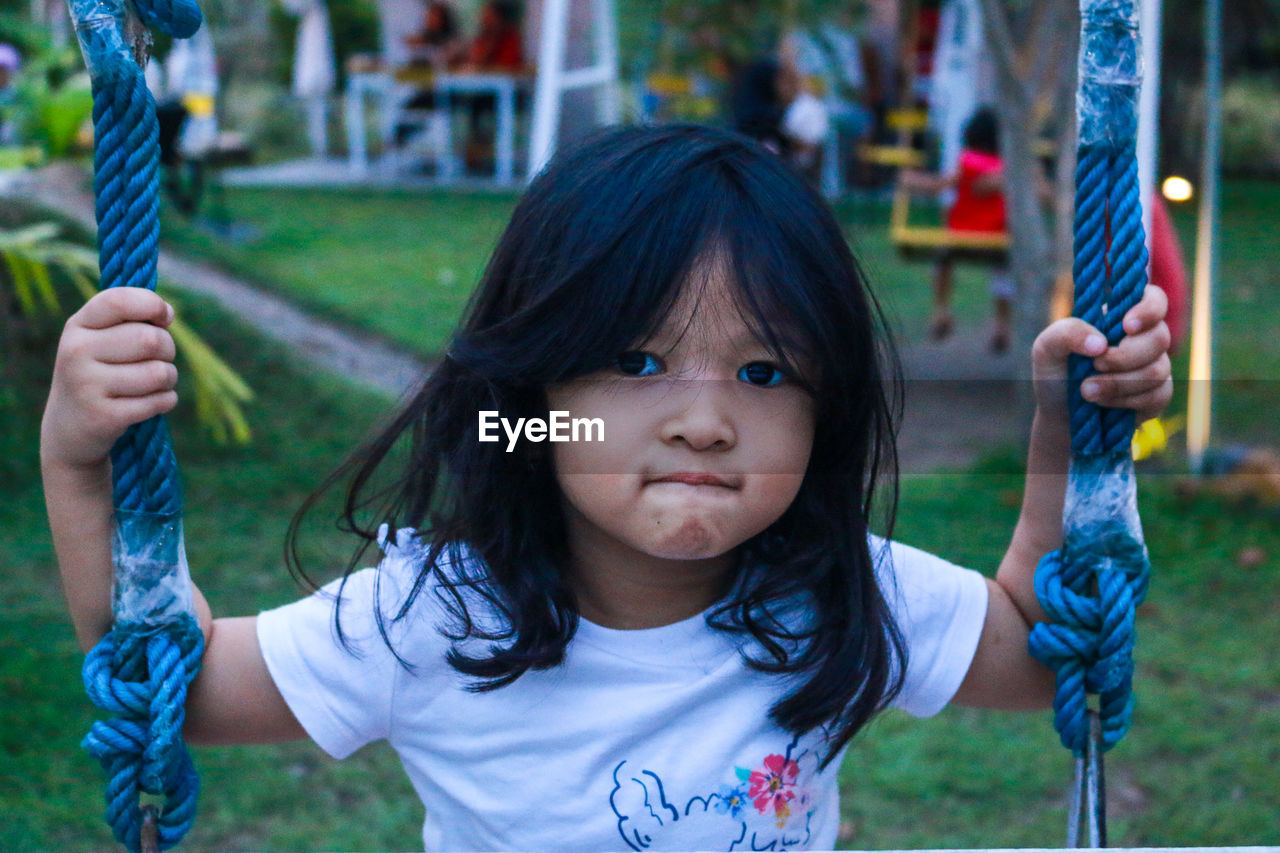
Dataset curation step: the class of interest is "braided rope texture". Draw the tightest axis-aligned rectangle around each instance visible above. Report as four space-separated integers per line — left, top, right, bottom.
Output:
1029 0 1152 757
83 622 205 851
1029 454 1150 755
76 0 205 848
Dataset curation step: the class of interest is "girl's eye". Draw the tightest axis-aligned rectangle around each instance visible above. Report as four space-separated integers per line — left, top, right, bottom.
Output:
738 362 786 387
616 351 661 376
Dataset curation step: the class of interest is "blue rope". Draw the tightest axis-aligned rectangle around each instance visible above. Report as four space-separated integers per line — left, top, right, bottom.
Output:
1028 0 1152 757
82 627 204 851
68 0 206 848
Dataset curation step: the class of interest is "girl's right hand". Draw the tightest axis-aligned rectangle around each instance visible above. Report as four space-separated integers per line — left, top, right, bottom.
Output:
41 288 178 471
1030 284 1172 423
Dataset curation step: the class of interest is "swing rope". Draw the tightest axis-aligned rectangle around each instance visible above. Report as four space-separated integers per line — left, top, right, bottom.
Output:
68 0 205 849
1028 0 1151 767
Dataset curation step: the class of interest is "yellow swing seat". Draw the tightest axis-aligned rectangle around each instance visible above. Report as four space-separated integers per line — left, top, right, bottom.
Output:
857 107 931 169
858 144 927 169
889 185 1009 264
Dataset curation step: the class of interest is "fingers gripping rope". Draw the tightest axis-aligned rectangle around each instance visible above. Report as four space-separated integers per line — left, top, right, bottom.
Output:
1029 0 1152 762
67 0 205 849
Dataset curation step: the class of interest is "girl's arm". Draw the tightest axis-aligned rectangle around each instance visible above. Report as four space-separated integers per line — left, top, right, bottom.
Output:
42 288 304 744
952 285 1172 709
898 168 955 195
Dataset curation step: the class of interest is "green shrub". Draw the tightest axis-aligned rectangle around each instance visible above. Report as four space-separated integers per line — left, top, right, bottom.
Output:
0 10 50 57
7 44 94 159
1222 74 1280 178
220 79 314 163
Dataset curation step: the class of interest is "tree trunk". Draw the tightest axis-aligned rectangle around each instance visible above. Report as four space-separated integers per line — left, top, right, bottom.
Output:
1052 30 1079 323
975 0 1079 380
999 89 1056 380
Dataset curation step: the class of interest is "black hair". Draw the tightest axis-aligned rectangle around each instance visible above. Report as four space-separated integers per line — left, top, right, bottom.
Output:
963 106 1000 155
424 1 458 42
486 0 521 26
288 123 907 767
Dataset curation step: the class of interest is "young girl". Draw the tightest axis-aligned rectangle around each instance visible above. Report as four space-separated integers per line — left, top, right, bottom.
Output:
405 1 466 67
901 106 1017 351
43 124 1171 851
394 2 466 149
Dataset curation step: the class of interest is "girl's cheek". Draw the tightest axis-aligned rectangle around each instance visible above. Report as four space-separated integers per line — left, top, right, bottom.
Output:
748 393 816 475
556 473 629 513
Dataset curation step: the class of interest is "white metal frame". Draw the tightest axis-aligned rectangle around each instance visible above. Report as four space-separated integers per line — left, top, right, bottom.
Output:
527 0 621 181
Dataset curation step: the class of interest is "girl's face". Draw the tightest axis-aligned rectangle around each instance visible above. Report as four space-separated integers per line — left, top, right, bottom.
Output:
545 267 815 609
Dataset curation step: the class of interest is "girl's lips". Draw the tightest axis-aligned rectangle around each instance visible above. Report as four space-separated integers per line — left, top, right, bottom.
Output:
650 472 736 488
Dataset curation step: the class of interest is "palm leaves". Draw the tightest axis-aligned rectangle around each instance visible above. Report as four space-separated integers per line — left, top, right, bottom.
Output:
0 221 254 444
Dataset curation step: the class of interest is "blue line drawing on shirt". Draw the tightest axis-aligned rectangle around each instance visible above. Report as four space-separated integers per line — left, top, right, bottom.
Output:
608 735 817 852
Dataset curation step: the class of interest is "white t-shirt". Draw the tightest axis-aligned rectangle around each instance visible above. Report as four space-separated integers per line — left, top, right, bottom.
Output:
257 530 988 851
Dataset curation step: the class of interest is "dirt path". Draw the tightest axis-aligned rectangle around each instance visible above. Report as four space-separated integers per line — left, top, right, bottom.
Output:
896 338 1025 472
7 164 425 397
5 164 1025 472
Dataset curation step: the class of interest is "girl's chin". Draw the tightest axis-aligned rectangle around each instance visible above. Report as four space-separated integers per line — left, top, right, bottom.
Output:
628 516 742 563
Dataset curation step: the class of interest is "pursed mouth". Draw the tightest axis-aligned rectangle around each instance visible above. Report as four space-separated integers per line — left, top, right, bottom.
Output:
649 473 740 488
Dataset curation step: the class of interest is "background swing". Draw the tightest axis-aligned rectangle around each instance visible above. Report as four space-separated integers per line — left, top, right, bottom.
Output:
888 180 1010 264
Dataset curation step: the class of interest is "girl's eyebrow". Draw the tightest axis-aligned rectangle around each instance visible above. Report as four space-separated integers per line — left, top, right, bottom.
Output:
735 321 807 354
635 312 805 354
639 327 782 354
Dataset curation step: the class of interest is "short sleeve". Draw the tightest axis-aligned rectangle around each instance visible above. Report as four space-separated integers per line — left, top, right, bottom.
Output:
872 536 989 717
960 149 1002 177
257 567 399 757
257 530 446 758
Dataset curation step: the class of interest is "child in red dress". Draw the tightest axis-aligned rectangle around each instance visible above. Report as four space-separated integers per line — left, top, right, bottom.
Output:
903 107 1013 351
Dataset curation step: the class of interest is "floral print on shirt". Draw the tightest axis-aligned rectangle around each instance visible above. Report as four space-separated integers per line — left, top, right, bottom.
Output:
609 737 817 850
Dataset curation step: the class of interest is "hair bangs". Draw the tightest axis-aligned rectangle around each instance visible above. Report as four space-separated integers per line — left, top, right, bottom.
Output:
709 158 883 419
449 138 747 387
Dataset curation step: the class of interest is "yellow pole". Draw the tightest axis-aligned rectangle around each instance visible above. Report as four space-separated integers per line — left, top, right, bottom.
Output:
1186 0 1221 474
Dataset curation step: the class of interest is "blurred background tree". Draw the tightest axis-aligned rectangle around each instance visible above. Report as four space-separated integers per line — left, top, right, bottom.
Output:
2 0 1277 176
1159 0 1280 179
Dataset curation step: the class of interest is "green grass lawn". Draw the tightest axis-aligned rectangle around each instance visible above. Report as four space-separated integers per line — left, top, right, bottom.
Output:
3 179 1277 849
852 459 1280 848
161 188 519 358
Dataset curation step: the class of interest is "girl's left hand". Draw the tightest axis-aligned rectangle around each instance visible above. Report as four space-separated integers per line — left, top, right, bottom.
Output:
1031 284 1173 423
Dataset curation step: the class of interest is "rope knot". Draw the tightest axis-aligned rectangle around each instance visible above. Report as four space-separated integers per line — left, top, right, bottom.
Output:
1030 451 1150 756
82 620 204 851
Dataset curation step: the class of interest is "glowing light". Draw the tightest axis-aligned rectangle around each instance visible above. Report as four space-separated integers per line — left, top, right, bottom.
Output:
1162 176 1194 202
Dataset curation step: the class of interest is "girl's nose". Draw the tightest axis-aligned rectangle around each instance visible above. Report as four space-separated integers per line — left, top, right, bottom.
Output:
658 380 738 451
